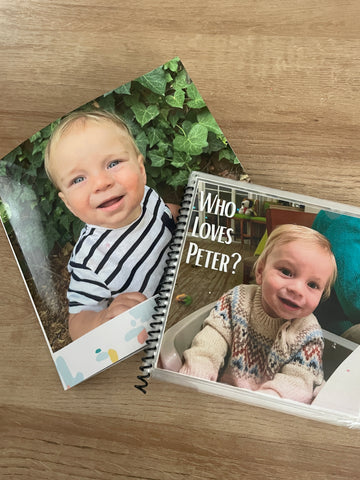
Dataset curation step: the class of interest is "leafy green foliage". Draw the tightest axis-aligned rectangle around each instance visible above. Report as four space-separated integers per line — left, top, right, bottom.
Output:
0 57 242 261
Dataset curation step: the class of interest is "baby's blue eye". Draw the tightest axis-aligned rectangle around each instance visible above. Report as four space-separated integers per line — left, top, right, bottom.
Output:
308 281 319 290
73 176 85 185
108 160 120 169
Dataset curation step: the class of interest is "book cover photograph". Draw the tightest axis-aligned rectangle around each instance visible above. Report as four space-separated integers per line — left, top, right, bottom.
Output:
0 58 246 389
151 172 360 428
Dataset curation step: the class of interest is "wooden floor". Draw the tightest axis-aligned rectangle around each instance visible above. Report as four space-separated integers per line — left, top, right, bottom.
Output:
1 1 360 479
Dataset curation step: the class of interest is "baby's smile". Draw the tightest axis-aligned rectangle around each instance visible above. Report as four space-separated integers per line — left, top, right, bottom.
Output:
279 296 300 310
97 195 124 210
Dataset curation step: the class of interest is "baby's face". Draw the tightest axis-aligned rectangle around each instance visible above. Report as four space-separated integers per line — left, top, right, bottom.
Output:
256 240 333 320
50 120 146 229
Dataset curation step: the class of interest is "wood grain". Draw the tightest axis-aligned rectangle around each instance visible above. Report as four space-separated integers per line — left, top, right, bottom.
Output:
1 1 360 478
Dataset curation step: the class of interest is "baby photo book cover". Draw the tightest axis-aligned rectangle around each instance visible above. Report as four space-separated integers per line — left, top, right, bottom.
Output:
0 57 246 389
149 171 360 428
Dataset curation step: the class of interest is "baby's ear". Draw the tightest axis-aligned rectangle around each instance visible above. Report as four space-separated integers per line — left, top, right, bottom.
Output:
138 154 147 182
255 261 264 285
58 191 74 216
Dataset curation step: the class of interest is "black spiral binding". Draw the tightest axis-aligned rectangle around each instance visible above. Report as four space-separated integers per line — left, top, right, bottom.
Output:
135 183 195 393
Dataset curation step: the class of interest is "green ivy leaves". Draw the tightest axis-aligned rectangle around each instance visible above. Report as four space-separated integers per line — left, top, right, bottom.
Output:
186 83 206 109
135 65 167 96
174 124 208 156
131 103 160 127
166 89 185 108
197 110 223 135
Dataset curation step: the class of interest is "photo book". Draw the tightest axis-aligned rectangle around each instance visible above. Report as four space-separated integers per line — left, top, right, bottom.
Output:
141 171 360 429
0 58 246 389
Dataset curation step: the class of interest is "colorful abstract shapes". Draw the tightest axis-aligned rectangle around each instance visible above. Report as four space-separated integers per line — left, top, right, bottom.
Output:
55 356 84 389
95 348 119 363
124 317 149 344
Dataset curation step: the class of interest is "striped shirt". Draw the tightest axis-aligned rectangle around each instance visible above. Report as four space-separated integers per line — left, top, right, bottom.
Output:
67 186 175 313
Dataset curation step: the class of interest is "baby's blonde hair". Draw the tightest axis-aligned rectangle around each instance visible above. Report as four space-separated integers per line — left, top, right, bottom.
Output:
254 223 337 299
44 109 140 189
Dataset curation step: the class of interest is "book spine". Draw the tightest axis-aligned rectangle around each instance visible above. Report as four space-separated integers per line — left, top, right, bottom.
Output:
135 182 195 393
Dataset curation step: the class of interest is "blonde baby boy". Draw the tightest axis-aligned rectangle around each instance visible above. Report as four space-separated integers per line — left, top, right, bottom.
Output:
180 224 337 404
45 109 176 340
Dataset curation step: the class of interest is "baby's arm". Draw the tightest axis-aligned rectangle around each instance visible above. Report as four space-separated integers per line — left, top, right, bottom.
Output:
166 203 180 222
258 339 324 404
179 325 228 381
68 292 147 341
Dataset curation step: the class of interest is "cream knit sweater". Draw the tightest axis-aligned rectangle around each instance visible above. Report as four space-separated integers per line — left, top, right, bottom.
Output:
180 284 325 404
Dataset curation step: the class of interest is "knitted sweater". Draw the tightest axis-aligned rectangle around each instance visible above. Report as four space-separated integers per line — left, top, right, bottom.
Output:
180 284 325 404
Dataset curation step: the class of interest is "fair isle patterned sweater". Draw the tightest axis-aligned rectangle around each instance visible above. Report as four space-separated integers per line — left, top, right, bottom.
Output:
180 284 325 404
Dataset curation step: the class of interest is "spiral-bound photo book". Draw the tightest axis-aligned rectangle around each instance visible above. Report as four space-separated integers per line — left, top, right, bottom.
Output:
142 171 360 428
0 58 246 389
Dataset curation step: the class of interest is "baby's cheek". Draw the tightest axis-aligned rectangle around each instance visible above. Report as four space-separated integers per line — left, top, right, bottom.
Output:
310 292 323 310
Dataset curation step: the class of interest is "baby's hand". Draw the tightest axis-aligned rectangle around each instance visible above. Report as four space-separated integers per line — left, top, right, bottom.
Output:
166 203 180 221
103 292 147 322
179 358 218 382
68 292 147 341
